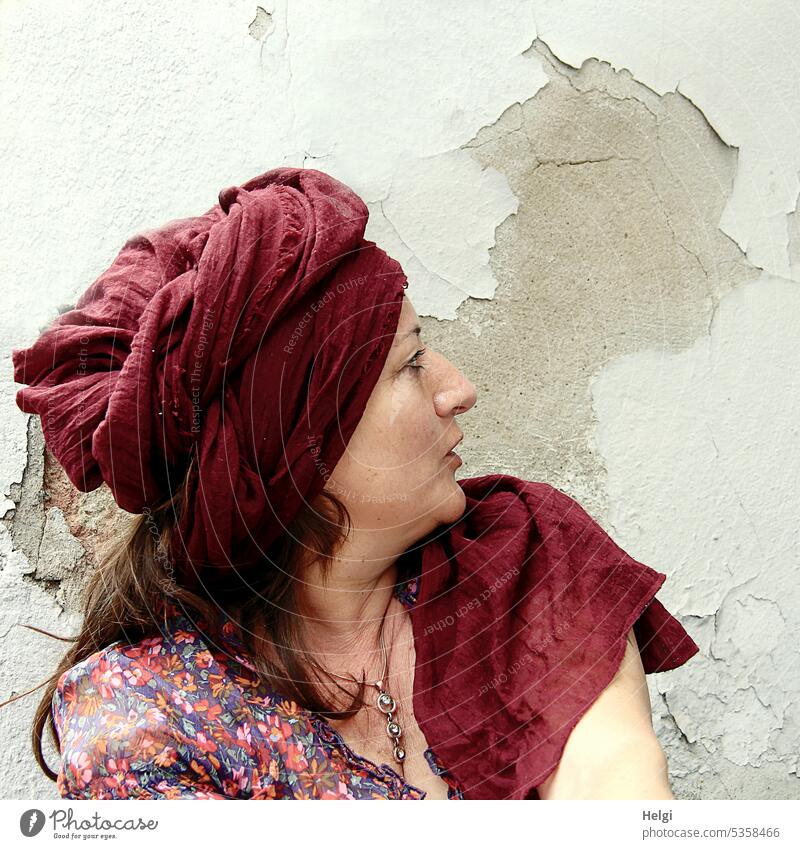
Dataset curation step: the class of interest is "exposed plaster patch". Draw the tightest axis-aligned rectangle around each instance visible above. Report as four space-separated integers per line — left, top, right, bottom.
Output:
535 39 737 285
248 6 274 42
532 0 800 279
2 417 47 570
459 37 755 510
2 416 122 613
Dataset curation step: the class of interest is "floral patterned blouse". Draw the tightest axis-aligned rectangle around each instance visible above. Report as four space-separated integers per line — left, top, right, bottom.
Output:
52 575 464 800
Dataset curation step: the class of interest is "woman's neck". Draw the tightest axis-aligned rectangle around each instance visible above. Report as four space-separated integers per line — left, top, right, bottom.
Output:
297 554 401 675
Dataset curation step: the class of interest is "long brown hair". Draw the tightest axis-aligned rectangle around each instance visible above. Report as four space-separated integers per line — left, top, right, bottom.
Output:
9 450 390 782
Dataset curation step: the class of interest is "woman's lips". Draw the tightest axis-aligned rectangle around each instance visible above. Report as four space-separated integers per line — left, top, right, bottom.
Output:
445 435 463 456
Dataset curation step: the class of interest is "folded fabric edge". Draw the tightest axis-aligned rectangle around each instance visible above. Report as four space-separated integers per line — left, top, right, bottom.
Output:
635 594 701 674
517 566 700 800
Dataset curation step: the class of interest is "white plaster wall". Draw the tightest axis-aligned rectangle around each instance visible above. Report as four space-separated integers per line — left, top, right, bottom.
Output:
1 0 798 799
591 273 800 791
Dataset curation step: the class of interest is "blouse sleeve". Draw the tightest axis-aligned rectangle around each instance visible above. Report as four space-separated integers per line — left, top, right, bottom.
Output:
52 656 229 800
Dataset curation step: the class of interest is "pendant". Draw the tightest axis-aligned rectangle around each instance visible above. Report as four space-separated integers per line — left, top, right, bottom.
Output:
374 680 405 763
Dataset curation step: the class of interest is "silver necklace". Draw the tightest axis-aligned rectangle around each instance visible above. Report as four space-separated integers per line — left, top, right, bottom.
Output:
321 620 406 764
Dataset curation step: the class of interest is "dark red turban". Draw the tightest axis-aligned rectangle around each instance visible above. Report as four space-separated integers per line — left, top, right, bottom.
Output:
13 167 699 799
12 167 406 578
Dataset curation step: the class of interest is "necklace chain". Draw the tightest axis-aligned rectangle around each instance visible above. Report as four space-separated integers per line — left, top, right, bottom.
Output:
320 619 406 764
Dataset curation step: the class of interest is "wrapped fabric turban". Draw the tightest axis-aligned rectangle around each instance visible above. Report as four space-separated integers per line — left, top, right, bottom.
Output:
12 167 406 579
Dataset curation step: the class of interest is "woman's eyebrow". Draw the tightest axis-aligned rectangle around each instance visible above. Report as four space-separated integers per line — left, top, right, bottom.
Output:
400 324 421 342
390 325 421 365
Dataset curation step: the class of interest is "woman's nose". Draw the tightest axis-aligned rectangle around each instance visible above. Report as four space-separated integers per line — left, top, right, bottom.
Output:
434 362 477 416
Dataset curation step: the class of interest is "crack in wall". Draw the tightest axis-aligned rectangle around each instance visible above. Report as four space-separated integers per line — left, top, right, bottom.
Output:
533 36 741 291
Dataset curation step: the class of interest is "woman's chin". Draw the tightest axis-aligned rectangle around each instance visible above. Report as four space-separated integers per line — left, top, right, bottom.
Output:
434 480 467 525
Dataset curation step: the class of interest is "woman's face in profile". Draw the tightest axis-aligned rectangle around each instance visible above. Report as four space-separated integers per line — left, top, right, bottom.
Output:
325 296 477 540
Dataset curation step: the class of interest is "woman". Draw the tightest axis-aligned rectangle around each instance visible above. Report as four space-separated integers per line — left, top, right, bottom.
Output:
11 167 698 800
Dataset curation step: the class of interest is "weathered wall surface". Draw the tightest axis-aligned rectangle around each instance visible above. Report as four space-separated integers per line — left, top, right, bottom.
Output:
1 0 798 799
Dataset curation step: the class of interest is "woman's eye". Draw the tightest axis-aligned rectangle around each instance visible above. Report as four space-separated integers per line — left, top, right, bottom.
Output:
405 347 428 373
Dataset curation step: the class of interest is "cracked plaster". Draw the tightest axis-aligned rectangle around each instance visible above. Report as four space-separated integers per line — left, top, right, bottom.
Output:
532 0 800 281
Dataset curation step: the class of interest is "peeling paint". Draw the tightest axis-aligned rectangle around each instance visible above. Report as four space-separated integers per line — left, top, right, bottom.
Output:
248 5 274 42
532 0 800 279
591 273 800 790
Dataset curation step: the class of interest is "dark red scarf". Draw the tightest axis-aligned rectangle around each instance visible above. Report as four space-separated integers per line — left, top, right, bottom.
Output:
402 473 698 799
12 167 698 800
